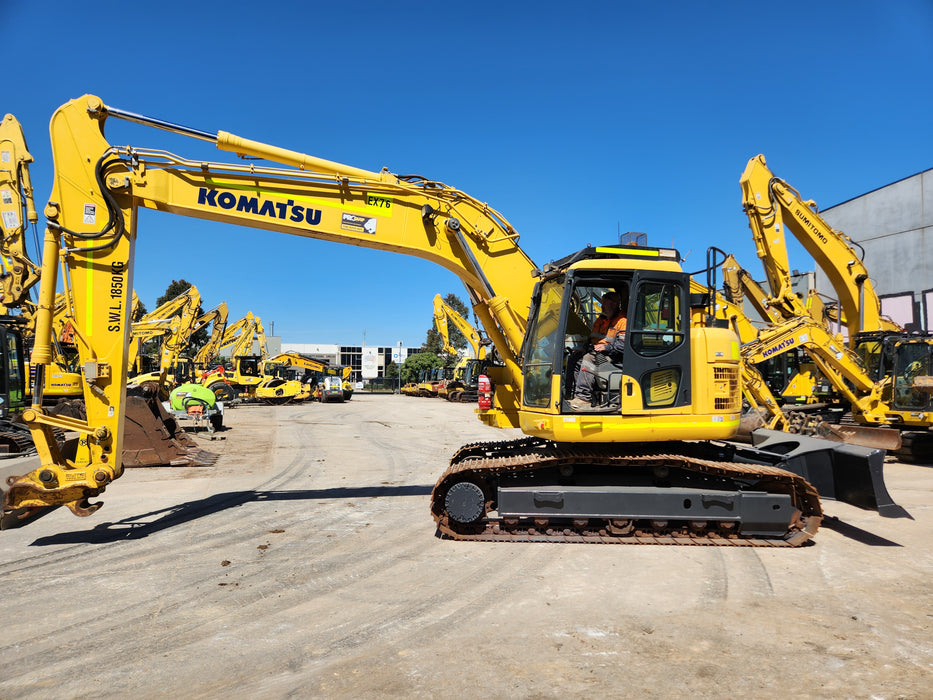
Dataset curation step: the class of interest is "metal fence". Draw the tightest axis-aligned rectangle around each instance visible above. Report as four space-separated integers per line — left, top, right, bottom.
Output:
358 377 401 393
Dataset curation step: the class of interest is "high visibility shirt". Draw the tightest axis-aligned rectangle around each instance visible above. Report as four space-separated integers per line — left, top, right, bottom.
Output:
591 313 627 344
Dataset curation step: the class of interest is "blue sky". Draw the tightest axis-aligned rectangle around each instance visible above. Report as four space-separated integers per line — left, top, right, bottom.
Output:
5 1 932 347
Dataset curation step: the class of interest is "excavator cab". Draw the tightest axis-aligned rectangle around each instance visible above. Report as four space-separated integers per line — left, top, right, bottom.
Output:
856 331 933 412
515 245 742 444
172 357 195 384
236 356 262 379
891 337 933 411
560 279 631 410
523 247 697 419
0 321 26 420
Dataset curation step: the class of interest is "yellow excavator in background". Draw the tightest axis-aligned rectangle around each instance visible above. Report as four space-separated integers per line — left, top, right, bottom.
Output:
127 284 202 379
261 351 332 402
210 312 304 404
721 253 828 405
740 154 932 459
1 96 906 540
170 301 228 383
741 155 903 341
2 114 85 404
128 298 230 398
0 114 41 308
432 293 487 402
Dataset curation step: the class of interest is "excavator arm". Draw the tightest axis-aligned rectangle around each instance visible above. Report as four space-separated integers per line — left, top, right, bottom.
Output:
219 312 262 361
432 296 456 355
0 114 41 307
433 294 487 360
192 302 229 367
263 352 327 374
741 155 900 338
721 253 786 325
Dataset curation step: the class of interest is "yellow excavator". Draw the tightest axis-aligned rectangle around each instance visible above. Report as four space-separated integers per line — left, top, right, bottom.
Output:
432 293 487 402
167 301 228 385
128 295 229 397
209 312 304 404
127 285 202 380
740 154 932 459
261 351 331 402
2 114 86 404
0 114 41 308
0 96 907 540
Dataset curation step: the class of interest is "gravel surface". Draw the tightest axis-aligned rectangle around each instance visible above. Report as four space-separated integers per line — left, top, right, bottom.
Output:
0 395 930 699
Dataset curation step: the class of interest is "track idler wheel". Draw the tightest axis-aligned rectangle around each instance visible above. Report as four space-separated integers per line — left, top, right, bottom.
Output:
444 481 486 526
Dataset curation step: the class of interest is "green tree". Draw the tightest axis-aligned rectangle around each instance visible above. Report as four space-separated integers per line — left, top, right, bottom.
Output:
401 352 443 384
422 293 471 362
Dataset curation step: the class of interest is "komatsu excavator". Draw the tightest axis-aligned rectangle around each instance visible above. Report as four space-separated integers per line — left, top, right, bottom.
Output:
433 293 487 402
721 253 828 405
740 154 932 460
0 96 907 541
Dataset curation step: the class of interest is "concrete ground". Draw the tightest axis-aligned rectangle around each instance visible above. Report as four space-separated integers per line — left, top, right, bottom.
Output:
0 395 930 699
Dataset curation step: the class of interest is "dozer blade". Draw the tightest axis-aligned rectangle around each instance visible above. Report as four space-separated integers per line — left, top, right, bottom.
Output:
747 429 910 519
123 395 217 468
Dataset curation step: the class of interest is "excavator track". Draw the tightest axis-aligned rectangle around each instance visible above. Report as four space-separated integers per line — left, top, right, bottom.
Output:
431 437 822 547
0 421 67 457
895 430 933 464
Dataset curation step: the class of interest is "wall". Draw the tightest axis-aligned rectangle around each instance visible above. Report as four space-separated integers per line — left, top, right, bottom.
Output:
817 169 933 330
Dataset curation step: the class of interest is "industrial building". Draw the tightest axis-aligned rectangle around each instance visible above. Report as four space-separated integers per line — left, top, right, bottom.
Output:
817 167 933 331
282 343 420 382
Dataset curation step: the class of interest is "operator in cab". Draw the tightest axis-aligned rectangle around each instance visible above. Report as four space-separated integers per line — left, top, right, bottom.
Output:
569 288 628 410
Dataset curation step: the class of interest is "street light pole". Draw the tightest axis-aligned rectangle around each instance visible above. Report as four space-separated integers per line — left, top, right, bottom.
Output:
397 341 403 393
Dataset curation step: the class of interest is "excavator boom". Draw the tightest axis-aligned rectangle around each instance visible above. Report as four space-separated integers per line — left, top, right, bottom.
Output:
0 114 41 307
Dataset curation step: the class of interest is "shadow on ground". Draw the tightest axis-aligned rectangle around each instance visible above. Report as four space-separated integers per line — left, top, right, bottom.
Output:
28 485 435 546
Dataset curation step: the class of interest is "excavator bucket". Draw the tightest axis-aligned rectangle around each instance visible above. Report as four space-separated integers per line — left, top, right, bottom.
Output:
736 407 903 452
122 393 217 467
49 392 217 468
746 429 910 519
818 423 903 452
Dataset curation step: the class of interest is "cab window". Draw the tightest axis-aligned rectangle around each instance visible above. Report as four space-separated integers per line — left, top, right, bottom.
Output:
522 279 564 408
630 281 684 358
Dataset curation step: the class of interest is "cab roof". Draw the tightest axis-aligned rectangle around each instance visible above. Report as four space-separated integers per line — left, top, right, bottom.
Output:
536 244 682 277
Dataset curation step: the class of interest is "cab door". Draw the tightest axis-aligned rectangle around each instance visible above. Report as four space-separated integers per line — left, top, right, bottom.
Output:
521 278 565 411
622 271 691 409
